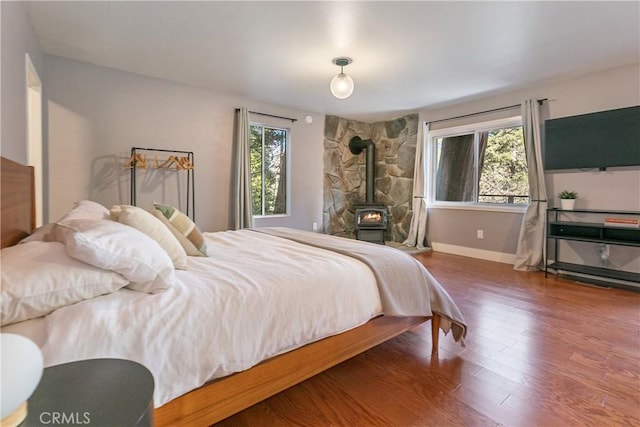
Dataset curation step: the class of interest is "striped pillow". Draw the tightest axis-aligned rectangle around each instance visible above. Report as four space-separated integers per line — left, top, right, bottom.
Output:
152 203 207 256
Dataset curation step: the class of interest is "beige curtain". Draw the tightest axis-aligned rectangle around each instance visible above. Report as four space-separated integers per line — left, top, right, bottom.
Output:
403 123 430 249
513 100 547 271
231 107 254 229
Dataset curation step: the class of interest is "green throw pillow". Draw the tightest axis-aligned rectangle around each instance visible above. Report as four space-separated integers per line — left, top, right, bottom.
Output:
153 203 207 256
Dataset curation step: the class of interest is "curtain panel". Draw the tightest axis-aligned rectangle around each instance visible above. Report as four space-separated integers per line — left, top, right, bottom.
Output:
231 107 254 229
403 123 430 249
513 100 548 271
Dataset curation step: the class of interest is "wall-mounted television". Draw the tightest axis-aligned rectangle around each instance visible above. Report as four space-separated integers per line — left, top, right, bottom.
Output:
544 105 640 171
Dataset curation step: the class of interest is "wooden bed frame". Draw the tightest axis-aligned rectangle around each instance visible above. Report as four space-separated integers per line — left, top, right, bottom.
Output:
0 156 439 426
1 157 35 248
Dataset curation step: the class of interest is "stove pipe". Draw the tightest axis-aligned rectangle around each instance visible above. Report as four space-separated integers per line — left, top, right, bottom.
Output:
349 136 375 203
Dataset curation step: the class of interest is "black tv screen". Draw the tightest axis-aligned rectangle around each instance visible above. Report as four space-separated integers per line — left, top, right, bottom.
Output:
544 105 640 170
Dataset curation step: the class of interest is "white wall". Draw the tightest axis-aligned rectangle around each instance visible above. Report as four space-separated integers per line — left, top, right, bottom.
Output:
419 63 640 265
43 55 324 232
0 1 42 163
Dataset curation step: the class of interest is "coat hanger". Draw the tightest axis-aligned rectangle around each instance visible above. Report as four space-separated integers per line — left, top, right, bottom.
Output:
177 156 193 170
125 153 148 169
157 155 178 169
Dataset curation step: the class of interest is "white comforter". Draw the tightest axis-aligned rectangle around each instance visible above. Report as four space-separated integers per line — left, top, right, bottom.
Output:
6 230 383 407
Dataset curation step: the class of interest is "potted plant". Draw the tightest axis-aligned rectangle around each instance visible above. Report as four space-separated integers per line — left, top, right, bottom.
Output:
558 190 577 210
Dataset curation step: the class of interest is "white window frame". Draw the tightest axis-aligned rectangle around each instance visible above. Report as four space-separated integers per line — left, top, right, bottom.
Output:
250 122 291 218
427 115 527 213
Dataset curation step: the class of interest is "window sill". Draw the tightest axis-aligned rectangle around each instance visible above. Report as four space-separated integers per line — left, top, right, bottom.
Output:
429 203 527 214
253 214 290 219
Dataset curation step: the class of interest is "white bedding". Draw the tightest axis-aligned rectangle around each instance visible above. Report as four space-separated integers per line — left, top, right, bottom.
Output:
3 230 383 407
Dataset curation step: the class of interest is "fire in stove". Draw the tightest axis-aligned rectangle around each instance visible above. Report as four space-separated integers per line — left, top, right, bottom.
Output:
356 208 388 228
362 212 381 222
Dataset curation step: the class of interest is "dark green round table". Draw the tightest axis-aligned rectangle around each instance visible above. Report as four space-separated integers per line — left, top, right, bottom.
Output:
24 358 154 426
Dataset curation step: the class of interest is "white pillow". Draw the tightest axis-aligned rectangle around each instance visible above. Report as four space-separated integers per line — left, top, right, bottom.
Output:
59 200 110 222
55 218 176 293
1 242 129 326
111 205 188 270
20 201 110 244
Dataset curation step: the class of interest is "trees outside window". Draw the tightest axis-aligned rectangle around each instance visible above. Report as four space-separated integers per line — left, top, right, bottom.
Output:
250 124 288 216
431 118 528 206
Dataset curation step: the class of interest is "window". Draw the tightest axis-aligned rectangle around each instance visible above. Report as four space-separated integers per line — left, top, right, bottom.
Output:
429 117 528 207
249 123 289 216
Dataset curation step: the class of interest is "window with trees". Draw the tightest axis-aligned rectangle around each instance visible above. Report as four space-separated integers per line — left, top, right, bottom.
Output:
429 117 529 207
249 123 289 216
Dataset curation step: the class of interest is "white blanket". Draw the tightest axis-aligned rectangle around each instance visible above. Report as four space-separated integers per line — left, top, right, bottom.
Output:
253 227 467 342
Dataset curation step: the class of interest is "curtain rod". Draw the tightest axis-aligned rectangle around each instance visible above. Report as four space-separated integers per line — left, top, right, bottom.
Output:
235 108 297 123
426 98 548 125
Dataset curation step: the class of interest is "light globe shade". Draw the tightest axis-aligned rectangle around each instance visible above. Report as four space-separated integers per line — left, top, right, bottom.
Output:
0 333 44 424
330 73 354 99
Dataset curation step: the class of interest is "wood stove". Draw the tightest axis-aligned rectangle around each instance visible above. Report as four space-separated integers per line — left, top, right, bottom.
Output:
355 203 388 244
349 136 388 244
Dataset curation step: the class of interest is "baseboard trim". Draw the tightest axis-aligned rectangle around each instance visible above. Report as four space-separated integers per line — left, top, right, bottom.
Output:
546 265 640 291
431 242 516 264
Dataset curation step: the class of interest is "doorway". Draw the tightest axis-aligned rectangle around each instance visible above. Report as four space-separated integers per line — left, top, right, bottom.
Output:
26 53 43 226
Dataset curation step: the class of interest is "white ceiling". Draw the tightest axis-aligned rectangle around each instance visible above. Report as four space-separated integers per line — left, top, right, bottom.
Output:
25 1 640 121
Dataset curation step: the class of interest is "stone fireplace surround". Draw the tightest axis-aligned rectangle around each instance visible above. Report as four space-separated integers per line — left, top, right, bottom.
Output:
323 113 418 243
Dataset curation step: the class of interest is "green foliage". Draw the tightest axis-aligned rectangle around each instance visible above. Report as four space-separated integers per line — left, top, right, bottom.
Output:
249 125 263 215
249 124 287 216
558 190 578 199
478 127 529 204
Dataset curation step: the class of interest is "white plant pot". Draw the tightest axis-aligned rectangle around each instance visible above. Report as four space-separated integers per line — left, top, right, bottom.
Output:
560 199 575 210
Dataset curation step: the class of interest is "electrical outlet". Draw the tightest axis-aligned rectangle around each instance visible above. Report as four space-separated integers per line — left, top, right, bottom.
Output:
598 244 610 265
476 229 484 239
312 222 318 232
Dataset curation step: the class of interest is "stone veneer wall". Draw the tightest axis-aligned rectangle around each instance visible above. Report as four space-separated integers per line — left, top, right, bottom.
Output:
323 113 418 242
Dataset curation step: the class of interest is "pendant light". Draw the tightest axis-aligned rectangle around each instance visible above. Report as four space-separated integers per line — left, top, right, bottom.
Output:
330 57 354 99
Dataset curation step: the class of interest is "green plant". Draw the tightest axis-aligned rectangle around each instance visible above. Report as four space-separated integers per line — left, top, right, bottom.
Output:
558 190 578 199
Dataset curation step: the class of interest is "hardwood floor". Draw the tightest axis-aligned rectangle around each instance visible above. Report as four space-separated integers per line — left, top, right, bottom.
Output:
217 252 640 426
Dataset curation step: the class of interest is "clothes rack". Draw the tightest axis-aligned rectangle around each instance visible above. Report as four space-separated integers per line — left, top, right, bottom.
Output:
128 147 195 221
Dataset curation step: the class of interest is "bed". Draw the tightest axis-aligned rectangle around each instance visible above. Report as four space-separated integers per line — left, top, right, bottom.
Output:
0 156 467 426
